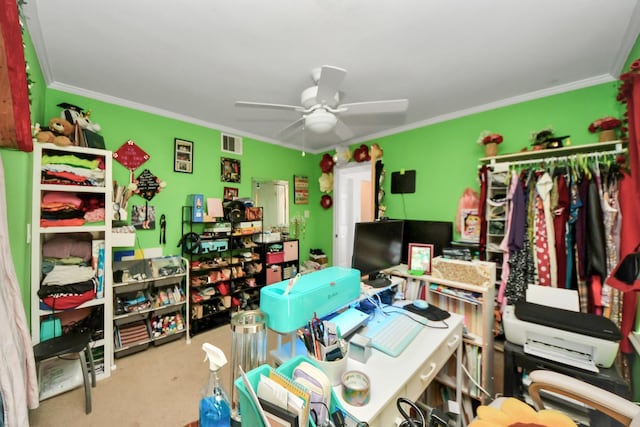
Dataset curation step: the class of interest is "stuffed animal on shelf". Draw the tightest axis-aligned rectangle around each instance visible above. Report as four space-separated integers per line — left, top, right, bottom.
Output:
35 117 74 146
58 102 102 133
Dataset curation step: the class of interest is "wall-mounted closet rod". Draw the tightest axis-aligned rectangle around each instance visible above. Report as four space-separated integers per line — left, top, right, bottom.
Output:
488 147 627 169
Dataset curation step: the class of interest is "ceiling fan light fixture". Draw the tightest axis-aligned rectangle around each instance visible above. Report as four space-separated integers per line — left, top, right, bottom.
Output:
305 109 337 134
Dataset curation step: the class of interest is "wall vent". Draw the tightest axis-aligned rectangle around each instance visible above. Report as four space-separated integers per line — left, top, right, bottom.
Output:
221 133 243 155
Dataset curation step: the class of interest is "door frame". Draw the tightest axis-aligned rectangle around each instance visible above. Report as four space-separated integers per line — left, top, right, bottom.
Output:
332 162 371 268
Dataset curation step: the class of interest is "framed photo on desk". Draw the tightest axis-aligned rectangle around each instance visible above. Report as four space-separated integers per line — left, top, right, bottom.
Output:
408 243 433 274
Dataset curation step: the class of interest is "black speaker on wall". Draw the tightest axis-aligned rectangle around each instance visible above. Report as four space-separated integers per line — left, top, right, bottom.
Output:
391 170 416 194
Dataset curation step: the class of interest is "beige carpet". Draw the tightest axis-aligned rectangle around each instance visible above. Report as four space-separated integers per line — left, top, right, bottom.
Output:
29 325 278 427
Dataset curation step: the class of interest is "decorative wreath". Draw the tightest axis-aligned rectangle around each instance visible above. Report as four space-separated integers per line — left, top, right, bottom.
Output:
469 397 576 427
320 194 333 209
319 153 335 173
353 144 370 162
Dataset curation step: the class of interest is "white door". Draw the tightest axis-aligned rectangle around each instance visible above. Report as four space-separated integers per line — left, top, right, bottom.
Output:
333 163 371 267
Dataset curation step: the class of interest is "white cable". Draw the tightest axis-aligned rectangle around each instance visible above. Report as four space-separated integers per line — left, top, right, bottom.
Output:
460 361 491 398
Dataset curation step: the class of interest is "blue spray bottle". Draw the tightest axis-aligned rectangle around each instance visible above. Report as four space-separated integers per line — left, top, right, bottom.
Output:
199 343 231 427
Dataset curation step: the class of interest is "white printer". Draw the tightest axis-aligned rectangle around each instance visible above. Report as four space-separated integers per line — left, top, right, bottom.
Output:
503 300 621 373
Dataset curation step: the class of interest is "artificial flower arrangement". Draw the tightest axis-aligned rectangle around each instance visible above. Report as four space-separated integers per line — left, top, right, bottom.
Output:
588 116 622 133
476 131 504 145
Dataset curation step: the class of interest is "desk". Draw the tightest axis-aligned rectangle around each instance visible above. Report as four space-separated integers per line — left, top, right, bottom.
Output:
334 312 464 427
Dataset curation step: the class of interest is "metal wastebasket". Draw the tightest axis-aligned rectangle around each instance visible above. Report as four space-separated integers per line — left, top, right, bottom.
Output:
230 310 268 425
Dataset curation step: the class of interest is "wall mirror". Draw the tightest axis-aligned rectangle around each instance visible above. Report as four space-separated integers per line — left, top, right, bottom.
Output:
252 179 289 231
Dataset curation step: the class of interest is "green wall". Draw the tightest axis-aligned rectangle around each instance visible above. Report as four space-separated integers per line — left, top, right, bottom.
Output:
364 82 621 237
4 25 638 326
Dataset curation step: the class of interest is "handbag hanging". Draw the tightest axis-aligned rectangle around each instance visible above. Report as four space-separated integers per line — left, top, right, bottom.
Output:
605 243 640 292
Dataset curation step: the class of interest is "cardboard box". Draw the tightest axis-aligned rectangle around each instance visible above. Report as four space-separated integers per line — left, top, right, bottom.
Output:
283 240 298 262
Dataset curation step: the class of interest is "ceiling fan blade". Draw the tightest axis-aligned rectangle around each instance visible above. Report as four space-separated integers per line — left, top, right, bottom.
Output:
316 66 347 106
276 116 305 138
340 99 409 115
334 119 354 141
235 101 303 112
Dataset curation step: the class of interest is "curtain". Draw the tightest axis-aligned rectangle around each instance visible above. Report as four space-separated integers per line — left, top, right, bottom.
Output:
0 0 33 151
0 152 38 426
616 62 640 354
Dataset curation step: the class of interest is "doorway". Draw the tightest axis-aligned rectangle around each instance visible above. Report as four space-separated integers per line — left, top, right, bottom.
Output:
332 163 372 267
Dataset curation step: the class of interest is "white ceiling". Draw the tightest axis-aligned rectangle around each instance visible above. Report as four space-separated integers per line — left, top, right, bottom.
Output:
24 0 640 153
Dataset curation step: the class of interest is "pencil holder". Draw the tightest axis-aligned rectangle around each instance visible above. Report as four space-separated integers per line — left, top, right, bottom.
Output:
309 348 349 386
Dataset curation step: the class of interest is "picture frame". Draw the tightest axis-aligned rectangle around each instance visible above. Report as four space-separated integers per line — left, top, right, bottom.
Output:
408 243 434 274
221 157 241 183
223 186 238 201
460 208 480 243
293 175 309 204
174 138 193 173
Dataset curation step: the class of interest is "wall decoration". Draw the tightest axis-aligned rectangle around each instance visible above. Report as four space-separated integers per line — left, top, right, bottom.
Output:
223 187 238 201
353 144 371 162
320 194 333 209
221 157 241 183
113 139 151 187
131 204 156 230
294 175 309 204
113 139 150 170
460 209 480 243
133 169 165 201
408 243 433 274
319 153 335 173
174 138 193 173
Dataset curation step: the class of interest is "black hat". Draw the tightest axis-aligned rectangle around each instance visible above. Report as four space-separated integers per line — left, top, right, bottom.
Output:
545 135 570 149
56 102 84 112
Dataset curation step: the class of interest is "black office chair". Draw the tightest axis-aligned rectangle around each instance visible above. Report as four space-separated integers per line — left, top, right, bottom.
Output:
33 331 96 414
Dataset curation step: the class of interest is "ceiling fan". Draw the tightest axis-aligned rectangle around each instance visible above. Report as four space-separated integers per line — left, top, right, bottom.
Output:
235 65 409 141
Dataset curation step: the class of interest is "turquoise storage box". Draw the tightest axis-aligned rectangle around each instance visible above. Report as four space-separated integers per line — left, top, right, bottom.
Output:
259 267 360 334
234 355 344 427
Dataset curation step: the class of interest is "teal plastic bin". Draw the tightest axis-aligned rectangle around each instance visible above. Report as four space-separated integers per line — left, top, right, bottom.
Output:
234 355 344 426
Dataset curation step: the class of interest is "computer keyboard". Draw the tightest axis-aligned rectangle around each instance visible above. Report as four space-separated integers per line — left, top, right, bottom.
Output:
364 276 392 288
364 312 424 357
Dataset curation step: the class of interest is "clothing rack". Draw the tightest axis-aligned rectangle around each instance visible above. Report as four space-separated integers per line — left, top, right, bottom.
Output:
479 141 627 169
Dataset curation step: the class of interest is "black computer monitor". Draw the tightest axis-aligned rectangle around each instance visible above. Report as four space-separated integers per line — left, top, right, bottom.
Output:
401 220 453 263
351 220 404 281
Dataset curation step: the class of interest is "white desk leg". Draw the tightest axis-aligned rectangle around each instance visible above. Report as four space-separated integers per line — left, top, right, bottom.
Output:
456 337 463 427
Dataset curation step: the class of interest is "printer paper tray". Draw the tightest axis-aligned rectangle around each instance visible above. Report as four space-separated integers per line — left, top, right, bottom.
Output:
524 338 598 373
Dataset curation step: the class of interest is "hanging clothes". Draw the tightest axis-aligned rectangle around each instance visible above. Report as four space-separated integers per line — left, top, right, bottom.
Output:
533 172 556 287
574 177 590 311
552 174 570 288
505 172 536 304
478 166 489 260
586 172 608 314
497 171 519 305
600 165 622 322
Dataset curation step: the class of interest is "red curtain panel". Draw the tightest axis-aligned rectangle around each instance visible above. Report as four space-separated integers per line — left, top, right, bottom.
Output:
0 0 32 152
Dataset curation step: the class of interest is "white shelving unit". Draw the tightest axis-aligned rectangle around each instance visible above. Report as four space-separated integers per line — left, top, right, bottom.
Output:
31 143 113 380
387 257 495 407
112 256 189 361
